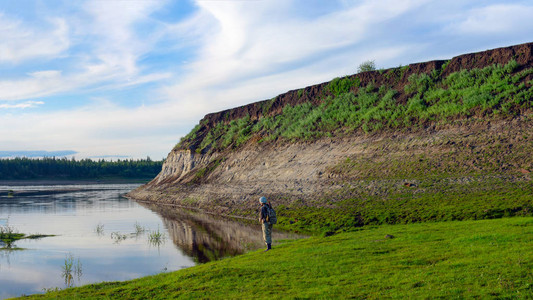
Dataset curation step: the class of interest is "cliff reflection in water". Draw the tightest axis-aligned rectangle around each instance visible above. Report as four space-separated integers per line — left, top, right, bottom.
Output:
139 202 302 263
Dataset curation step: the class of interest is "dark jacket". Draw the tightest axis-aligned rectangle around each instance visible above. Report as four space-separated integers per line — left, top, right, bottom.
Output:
260 204 270 222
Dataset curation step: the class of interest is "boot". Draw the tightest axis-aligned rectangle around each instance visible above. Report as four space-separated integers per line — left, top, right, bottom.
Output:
264 243 271 252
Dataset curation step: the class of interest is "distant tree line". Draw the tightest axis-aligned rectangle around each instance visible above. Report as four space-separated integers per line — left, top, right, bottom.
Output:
0 157 163 180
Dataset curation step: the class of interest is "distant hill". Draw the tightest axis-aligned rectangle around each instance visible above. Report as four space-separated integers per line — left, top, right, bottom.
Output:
0 150 77 158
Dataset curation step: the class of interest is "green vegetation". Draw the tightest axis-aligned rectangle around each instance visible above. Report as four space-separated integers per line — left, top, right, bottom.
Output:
148 227 165 247
358 59 376 73
110 232 128 243
275 178 532 235
22 217 533 299
191 158 225 182
134 222 146 235
62 253 83 288
0 223 23 248
297 88 304 98
0 157 163 180
94 223 105 236
326 76 361 97
405 59 531 119
181 60 533 153
1 223 54 249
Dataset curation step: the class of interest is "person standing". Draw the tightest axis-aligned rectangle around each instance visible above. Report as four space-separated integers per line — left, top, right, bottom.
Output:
259 196 272 251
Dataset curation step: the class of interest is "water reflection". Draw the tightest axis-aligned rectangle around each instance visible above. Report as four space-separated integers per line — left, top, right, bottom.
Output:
139 202 303 263
0 184 137 215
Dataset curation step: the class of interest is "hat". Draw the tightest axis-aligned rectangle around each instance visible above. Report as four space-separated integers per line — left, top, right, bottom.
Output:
259 196 267 203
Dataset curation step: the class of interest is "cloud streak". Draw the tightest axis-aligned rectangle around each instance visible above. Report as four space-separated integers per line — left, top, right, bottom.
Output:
0 13 69 63
0 100 44 109
449 3 533 36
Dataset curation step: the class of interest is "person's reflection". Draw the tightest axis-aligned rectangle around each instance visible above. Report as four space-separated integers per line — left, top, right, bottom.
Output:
138 202 300 263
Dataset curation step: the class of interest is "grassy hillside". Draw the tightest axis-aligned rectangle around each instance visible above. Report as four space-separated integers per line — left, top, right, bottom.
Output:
179 60 533 154
21 217 533 299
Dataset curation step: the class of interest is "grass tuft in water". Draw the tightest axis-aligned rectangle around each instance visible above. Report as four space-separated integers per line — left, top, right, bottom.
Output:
148 227 165 247
110 232 128 243
1 222 56 249
134 222 146 235
62 253 83 288
94 223 104 236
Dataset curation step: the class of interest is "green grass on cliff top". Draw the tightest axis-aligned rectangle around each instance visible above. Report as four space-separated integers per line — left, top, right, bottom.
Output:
20 217 533 299
180 60 533 153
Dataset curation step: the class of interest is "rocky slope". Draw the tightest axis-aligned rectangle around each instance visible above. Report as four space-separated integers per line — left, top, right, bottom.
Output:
128 43 533 220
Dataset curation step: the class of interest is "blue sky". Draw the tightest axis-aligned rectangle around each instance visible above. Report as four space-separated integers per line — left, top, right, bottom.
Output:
0 0 532 159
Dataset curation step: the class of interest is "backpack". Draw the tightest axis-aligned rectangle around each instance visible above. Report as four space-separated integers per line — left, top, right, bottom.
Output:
267 204 277 224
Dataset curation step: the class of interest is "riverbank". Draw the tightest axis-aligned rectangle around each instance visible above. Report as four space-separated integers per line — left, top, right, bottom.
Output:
19 216 533 299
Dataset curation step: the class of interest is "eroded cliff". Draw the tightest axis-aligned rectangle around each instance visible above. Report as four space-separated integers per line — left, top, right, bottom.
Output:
128 43 533 222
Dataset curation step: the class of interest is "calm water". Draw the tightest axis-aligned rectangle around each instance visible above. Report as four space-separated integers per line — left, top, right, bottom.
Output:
0 184 294 299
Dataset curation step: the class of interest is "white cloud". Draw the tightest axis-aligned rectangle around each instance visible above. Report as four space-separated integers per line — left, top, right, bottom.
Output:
80 0 164 76
0 98 201 158
0 1 172 101
29 70 62 78
0 14 69 63
450 4 533 35
0 101 44 109
0 74 64 101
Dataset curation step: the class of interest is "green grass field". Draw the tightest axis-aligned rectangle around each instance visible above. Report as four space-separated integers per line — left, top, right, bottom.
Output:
21 217 533 299
273 177 533 235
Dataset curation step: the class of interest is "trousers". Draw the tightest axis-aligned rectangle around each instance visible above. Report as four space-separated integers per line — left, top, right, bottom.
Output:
262 222 273 245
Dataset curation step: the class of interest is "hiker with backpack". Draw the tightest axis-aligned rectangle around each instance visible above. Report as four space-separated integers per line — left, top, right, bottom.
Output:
259 196 276 251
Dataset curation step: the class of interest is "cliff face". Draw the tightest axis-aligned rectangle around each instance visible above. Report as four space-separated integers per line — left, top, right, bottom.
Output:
153 149 213 184
128 43 533 219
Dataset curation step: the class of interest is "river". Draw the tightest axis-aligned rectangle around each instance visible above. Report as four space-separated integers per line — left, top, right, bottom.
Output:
0 183 298 299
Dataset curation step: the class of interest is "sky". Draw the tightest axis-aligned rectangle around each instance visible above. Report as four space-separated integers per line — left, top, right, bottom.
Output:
0 0 532 160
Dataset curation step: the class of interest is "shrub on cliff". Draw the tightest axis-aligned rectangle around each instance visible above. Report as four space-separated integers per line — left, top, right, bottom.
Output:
357 60 376 73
